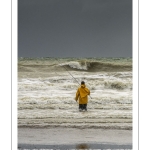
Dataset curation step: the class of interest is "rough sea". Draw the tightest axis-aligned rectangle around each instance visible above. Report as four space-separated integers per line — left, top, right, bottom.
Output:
18 57 132 130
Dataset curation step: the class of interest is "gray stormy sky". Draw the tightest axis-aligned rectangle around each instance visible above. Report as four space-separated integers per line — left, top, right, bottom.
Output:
18 0 132 58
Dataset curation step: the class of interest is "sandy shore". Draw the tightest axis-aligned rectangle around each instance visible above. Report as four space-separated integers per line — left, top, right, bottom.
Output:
18 127 132 149
18 143 132 149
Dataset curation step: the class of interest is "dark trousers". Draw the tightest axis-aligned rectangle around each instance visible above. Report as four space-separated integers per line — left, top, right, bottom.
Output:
79 104 87 110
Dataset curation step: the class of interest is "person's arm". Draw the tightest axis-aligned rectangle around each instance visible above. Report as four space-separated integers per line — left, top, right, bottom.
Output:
85 88 90 95
75 89 80 101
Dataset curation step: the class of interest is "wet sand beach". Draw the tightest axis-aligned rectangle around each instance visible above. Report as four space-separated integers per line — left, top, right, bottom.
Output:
18 127 132 149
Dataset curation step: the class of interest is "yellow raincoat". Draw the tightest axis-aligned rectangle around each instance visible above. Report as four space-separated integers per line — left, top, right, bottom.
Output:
75 85 90 104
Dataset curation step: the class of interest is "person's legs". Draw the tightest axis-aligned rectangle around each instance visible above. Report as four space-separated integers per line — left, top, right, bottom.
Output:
83 104 87 111
79 104 83 111
79 104 87 111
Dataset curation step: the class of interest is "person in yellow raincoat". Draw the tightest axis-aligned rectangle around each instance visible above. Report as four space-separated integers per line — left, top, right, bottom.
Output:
75 81 90 111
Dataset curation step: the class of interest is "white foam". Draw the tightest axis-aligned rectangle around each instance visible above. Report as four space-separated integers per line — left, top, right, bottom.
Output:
18 71 132 128
59 61 88 70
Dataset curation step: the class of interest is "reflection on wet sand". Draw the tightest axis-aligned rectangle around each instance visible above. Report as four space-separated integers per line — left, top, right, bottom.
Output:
76 143 89 149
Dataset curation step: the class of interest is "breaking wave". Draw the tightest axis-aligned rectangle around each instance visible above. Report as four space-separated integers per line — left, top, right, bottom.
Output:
104 80 132 90
18 58 132 72
58 61 132 72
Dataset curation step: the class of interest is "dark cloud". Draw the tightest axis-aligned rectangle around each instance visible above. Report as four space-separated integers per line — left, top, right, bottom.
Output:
18 0 132 58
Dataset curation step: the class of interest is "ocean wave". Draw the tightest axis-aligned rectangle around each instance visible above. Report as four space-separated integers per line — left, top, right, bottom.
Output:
18 103 132 110
18 58 132 72
103 80 132 90
18 123 132 130
58 61 132 72
18 96 132 109
18 110 132 130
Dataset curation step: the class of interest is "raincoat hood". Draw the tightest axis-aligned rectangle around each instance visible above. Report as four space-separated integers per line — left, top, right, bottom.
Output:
81 84 85 88
79 85 90 98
